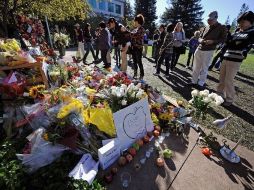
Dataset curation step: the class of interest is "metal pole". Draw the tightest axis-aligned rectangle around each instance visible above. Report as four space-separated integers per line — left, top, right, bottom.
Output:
45 16 53 48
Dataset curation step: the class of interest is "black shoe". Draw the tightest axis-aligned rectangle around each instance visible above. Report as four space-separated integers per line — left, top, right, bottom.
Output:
133 75 137 79
139 76 144 80
196 85 205 90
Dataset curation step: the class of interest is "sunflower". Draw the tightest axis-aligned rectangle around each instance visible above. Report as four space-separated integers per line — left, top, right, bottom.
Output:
29 86 38 98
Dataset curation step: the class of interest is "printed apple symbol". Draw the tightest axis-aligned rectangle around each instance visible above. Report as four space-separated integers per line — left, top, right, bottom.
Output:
128 147 137 157
123 106 147 139
163 149 173 159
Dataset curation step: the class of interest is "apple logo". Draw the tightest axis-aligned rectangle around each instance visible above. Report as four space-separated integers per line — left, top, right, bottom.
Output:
123 106 147 139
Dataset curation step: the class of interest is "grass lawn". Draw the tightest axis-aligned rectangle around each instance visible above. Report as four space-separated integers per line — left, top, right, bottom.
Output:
145 46 254 150
147 46 254 73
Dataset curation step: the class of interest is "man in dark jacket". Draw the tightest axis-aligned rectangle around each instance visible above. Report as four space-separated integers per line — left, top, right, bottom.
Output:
190 11 227 89
98 21 111 69
154 24 166 65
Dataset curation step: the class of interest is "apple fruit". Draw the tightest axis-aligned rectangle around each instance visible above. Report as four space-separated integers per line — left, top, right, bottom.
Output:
126 154 133 162
202 147 213 157
163 149 173 158
111 167 118 175
128 147 137 157
118 156 127 166
154 125 161 131
143 135 150 143
104 173 113 183
156 157 165 167
132 143 139 151
153 130 160 137
136 139 144 147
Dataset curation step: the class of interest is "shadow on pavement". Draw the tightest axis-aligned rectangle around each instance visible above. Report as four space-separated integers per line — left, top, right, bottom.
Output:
207 151 254 190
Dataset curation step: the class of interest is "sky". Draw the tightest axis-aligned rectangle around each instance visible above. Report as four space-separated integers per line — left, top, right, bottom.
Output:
129 0 254 24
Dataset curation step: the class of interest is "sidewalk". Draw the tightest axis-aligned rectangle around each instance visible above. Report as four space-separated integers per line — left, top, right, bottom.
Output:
62 49 254 190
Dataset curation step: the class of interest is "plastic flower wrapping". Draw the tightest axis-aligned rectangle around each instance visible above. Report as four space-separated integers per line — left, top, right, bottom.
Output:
189 89 224 118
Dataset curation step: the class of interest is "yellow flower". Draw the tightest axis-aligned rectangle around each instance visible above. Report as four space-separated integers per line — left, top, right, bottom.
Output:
43 133 49 141
57 99 84 119
29 85 46 99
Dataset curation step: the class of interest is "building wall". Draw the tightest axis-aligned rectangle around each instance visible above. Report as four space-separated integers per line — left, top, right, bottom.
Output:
88 0 125 18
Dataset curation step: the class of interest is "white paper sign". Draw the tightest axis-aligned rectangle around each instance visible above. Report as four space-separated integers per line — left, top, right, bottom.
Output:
98 139 120 170
113 97 154 151
69 154 99 185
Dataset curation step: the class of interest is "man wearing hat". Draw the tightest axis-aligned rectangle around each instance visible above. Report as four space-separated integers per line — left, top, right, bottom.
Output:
74 23 85 60
190 11 227 89
217 11 254 106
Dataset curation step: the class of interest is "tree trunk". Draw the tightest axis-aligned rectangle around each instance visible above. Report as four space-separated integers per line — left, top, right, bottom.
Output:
2 0 9 37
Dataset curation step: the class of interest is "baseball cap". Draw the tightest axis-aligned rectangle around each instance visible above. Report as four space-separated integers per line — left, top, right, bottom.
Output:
207 11 218 21
74 23 80 27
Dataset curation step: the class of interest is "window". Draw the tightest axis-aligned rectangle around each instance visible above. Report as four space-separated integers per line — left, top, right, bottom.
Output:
108 2 114 13
115 4 121 14
99 2 106 10
88 0 96 9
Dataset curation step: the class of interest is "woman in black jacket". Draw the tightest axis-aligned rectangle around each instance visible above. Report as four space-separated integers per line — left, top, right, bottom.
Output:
217 11 254 106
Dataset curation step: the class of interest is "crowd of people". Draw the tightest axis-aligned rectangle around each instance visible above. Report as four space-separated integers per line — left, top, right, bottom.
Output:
72 10 254 106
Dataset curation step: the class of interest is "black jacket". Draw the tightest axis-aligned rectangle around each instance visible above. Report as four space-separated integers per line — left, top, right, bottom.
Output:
223 26 254 62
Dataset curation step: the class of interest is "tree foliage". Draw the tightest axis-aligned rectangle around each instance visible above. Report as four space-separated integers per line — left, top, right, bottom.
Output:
122 0 134 26
134 0 157 35
237 3 249 19
0 0 90 37
160 0 204 38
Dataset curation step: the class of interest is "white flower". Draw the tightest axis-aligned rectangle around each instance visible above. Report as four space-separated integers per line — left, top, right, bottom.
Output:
121 99 127 106
136 83 142 88
208 92 217 100
191 89 199 97
131 92 136 98
99 79 105 84
188 99 193 104
121 84 127 91
215 95 224 106
136 89 144 98
119 87 126 97
127 83 135 92
200 90 209 97
203 97 212 103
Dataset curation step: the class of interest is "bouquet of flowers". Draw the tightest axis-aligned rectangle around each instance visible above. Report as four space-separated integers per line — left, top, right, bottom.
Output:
189 89 224 118
102 82 146 112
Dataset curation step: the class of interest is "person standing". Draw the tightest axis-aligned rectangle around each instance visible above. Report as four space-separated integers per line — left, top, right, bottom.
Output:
154 24 166 65
94 27 101 62
186 30 200 68
153 24 174 77
74 23 85 60
189 11 227 89
217 11 254 106
208 24 232 70
98 21 111 69
143 29 149 57
130 14 145 80
152 29 160 59
171 22 186 70
83 23 96 64
108 18 131 72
